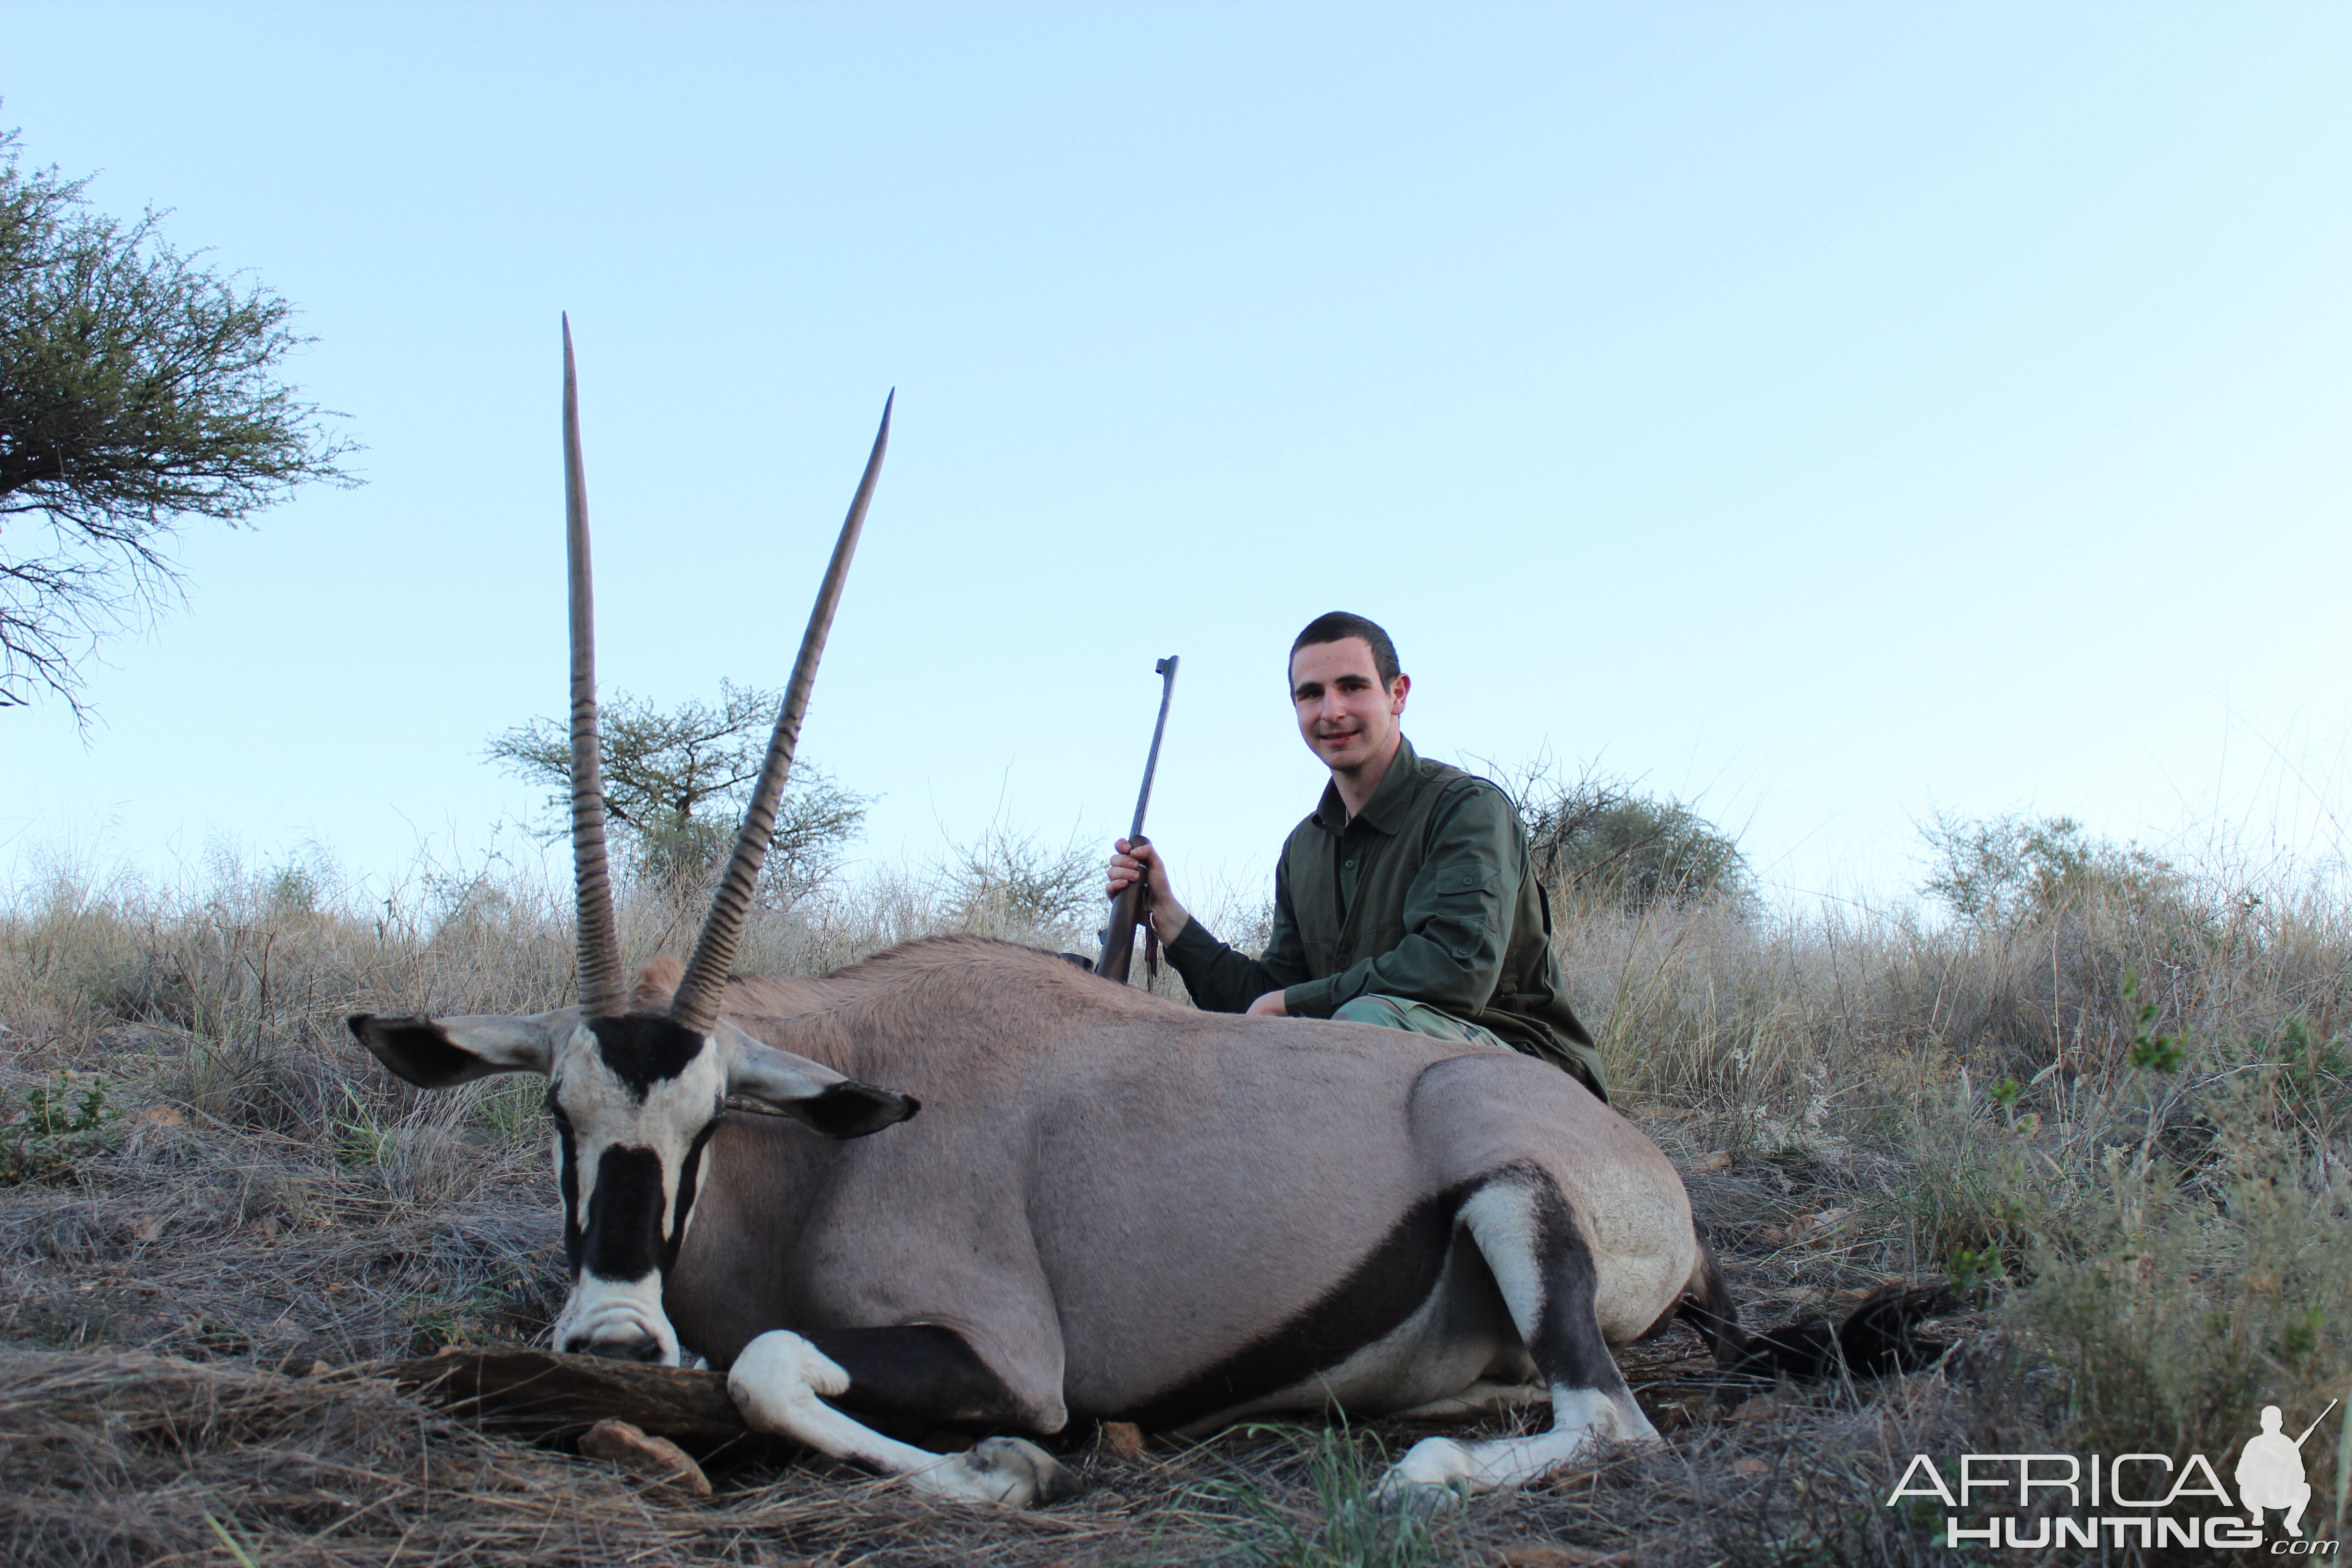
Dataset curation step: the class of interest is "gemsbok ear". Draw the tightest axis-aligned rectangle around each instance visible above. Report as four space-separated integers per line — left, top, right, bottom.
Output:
726 1036 920 1140
348 1012 561 1088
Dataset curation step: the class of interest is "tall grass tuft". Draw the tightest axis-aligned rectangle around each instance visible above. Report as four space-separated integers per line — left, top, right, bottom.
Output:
1179 1423 1463 1568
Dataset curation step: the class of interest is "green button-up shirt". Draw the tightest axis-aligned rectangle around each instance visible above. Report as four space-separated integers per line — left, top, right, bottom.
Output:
1164 734 1606 1099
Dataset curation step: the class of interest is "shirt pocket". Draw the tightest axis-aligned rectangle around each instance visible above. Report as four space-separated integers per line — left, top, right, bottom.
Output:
1423 874 1501 964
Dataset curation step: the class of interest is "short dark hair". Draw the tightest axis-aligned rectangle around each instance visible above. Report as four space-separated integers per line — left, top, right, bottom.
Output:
1290 612 1401 687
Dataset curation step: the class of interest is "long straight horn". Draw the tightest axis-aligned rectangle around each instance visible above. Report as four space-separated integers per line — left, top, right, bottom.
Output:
669 392 893 1036
563 316 626 1017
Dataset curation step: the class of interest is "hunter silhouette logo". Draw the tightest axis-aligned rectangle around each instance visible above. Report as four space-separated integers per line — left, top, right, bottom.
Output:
2239 1401 2337 1540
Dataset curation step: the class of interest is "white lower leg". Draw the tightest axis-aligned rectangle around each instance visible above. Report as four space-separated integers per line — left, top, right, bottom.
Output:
727 1330 1073 1506
1381 1386 1658 1504
1380 1185 1661 1503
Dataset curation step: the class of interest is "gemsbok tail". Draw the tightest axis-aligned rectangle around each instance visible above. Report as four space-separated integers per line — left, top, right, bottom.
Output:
1676 1233 1747 1366
1675 1229 1954 1380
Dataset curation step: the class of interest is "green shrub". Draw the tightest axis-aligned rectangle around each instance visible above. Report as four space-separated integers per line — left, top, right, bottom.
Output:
1521 774 1750 914
1919 809 2183 928
2002 1000 2352 1463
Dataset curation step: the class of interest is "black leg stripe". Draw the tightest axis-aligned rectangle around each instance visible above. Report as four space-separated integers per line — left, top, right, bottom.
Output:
1510 1169 1630 1397
803 1325 1033 1426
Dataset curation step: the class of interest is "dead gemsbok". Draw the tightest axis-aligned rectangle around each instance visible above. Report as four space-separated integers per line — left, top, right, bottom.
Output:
348 324 1743 1509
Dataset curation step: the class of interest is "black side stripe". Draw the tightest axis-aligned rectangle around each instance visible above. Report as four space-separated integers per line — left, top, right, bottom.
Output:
663 1120 721 1274
1120 1178 1478 1430
1119 1159 1632 1431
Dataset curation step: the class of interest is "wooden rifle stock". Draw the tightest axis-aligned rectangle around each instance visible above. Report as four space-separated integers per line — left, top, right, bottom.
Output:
1099 867 1149 985
1098 656 1179 984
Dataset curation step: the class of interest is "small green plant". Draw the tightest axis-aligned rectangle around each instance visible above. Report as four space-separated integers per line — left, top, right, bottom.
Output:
2129 1028 2185 1075
186 1315 255 1358
0 1072 121 1184
2267 1303 2325 1365
1947 1243 2005 1294
406 1294 479 1357
333 1082 395 1170
25 1073 115 1137
1901 1083 2048 1274
466 1076 545 1146
2122 975 2186 1073
2277 1015 2348 1079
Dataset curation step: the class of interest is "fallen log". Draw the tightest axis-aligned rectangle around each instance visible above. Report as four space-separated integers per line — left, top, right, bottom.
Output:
379 1348 753 1448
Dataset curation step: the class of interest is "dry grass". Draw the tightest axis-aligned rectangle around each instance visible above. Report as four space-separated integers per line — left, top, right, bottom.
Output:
2 837 2348 1565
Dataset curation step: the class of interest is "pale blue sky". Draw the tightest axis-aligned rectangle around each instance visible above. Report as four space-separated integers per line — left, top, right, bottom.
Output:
4 4 2348 914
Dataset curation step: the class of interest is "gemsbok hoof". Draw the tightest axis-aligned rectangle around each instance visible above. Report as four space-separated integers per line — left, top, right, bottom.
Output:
955 1436 1085 1507
1373 1457 1458 1523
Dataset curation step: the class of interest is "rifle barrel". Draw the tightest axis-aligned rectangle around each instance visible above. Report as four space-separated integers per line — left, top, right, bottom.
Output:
1100 656 1180 983
1127 656 1179 841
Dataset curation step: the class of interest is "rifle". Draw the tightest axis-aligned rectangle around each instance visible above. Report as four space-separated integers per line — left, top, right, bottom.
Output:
1098 656 1179 985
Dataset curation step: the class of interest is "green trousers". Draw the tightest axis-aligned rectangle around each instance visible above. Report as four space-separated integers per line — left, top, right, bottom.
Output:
1333 992 1607 1101
1332 993 1512 1051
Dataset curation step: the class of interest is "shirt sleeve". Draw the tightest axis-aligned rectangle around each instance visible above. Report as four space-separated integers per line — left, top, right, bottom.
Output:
1279 781 1518 1019
1163 853 1313 1013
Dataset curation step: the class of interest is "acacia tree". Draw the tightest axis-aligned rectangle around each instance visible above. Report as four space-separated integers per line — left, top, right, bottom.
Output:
1918 809 2180 927
0 127 356 714
1511 765 1751 915
489 680 872 901
941 820 1099 935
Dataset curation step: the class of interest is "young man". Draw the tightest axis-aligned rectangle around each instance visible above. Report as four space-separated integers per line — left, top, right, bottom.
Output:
1105 611 1607 1100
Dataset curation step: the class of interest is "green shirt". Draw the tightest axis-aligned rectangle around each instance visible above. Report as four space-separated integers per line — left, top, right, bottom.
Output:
1164 734 1607 1100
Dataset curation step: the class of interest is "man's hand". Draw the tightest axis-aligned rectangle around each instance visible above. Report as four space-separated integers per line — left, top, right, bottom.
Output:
1245 990 1289 1017
1107 838 1190 946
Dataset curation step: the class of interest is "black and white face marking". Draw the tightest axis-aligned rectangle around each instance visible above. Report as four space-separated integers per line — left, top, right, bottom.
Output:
546 1014 728 1363
347 1002 921 1367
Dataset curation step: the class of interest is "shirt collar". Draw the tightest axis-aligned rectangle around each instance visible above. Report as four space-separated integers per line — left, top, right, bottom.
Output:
1309 733 1421 836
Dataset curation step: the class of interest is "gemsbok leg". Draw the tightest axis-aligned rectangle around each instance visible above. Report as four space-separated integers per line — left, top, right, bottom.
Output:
1373 1166 1661 1509
727 1329 1083 1506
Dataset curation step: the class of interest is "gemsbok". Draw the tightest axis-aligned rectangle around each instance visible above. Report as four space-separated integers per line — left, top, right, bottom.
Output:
349 323 1742 1509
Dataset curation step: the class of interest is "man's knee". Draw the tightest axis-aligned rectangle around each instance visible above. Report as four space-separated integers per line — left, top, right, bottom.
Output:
1334 994 1480 1043
1333 994 1412 1031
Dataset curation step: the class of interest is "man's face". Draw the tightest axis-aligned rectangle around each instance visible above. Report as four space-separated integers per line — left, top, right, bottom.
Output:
1289 637 1409 775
